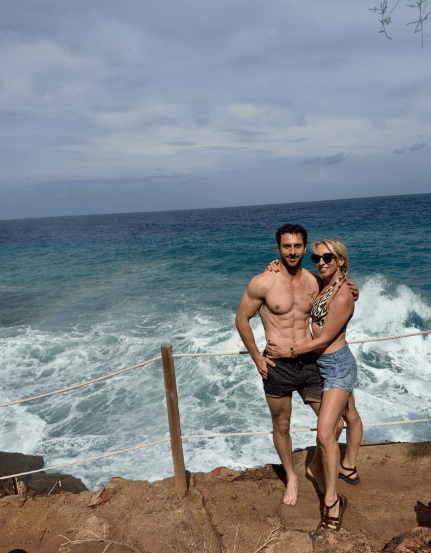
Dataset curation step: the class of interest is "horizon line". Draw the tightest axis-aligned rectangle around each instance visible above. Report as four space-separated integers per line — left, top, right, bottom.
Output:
0 191 429 222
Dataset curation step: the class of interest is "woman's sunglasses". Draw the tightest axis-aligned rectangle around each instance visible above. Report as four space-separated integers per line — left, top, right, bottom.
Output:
311 253 335 264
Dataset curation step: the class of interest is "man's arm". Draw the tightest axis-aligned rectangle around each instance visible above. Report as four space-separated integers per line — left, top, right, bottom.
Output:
235 276 275 379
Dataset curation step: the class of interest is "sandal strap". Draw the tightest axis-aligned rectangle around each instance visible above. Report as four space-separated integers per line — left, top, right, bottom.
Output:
319 522 333 530
318 496 341 530
340 463 357 477
324 497 339 511
318 515 338 530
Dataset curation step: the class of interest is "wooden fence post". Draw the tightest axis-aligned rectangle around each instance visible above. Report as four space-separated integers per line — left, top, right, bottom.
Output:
161 343 188 500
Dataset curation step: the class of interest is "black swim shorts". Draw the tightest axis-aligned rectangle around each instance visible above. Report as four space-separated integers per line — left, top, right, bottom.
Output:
263 353 323 403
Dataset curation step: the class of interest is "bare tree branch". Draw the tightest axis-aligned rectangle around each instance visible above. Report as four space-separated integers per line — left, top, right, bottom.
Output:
406 0 430 46
369 0 430 44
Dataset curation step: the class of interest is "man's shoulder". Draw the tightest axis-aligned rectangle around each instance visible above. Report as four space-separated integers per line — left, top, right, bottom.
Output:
247 271 277 295
250 270 278 286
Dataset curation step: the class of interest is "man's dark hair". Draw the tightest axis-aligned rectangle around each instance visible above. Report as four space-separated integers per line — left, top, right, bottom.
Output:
275 223 307 247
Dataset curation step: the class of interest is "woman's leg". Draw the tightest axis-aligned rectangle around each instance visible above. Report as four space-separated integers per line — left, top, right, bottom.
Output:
305 401 325 492
340 394 363 479
306 401 343 494
317 387 351 526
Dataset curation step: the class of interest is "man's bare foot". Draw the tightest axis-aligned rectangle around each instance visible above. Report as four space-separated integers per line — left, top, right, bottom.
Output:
283 475 298 506
306 463 326 495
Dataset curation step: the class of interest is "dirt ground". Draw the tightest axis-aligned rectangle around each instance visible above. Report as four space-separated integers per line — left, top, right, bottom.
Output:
0 440 430 553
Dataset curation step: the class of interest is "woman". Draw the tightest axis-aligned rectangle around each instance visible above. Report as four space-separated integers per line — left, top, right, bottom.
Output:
266 238 362 531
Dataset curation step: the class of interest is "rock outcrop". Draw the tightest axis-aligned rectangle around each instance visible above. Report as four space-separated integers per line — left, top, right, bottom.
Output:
0 440 430 553
0 451 87 499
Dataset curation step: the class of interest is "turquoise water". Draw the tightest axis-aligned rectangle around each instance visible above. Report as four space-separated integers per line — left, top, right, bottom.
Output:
0 193 430 489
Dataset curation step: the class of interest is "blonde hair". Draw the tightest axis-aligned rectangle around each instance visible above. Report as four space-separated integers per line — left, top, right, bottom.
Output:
313 238 349 279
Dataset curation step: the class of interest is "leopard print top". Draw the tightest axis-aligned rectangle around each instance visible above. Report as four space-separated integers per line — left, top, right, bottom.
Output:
311 277 346 331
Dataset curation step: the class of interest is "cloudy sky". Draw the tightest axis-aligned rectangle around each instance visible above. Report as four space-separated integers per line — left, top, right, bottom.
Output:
1 0 430 218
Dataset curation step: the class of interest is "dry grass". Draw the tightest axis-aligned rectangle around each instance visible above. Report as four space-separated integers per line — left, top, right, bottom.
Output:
252 526 279 553
60 529 143 553
59 518 279 553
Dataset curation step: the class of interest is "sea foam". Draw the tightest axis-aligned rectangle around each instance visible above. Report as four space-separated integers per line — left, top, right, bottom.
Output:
2 272 429 489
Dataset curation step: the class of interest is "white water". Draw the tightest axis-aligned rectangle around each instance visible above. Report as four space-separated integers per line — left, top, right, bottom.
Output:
0 275 430 489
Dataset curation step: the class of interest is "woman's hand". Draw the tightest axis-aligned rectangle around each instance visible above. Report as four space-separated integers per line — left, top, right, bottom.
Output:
264 259 280 273
265 340 289 358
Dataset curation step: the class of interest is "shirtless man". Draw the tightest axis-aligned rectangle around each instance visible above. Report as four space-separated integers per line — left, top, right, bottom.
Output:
235 223 359 506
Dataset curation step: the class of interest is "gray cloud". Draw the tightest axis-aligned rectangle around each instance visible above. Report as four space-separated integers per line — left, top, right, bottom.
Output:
393 142 428 154
409 142 428 151
165 140 197 146
220 128 268 137
283 137 310 143
372 118 388 129
216 128 268 142
302 153 349 166
1 0 431 217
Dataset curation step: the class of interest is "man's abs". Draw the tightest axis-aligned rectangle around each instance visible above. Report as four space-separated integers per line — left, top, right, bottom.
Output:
258 271 319 349
259 304 313 349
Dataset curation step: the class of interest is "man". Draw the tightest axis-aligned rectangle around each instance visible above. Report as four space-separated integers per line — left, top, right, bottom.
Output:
235 223 358 506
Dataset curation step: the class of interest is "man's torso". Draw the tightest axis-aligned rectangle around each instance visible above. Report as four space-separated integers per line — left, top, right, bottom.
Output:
259 268 320 350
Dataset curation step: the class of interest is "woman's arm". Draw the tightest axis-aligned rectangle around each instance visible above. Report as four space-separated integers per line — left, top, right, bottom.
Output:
266 289 354 357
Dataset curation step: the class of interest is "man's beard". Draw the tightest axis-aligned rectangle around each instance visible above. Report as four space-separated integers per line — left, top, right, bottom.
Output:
281 256 302 270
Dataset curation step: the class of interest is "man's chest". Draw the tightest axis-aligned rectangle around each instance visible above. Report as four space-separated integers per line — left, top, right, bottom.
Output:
265 280 319 315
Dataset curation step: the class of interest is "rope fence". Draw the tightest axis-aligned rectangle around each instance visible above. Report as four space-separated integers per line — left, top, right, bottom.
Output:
0 330 430 493
2 418 431 482
346 329 431 344
0 356 162 409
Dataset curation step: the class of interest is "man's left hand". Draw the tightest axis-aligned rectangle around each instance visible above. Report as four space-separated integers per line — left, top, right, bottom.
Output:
264 259 280 273
346 278 359 302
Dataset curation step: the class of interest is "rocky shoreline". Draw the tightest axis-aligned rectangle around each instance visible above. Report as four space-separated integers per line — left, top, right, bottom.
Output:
0 440 430 552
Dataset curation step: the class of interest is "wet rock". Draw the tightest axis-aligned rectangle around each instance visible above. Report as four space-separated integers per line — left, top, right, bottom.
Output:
27 471 88 496
0 451 44 480
0 452 88 498
0 451 44 497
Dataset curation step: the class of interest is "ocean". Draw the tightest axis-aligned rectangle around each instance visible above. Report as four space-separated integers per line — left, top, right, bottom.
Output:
0 193 430 491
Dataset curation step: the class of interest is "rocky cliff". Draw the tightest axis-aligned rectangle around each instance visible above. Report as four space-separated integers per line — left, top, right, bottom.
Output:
0 440 431 553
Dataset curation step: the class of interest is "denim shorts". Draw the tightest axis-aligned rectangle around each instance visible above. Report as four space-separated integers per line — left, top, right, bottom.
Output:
317 344 357 393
